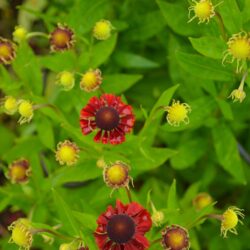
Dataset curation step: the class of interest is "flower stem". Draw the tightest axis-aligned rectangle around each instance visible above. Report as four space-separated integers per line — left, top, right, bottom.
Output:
151 238 162 246
215 12 227 42
239 70 248 90
125 187 133 203
32 228 75 241
27 32 49 39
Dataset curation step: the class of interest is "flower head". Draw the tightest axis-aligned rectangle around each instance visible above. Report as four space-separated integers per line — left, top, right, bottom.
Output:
93 20 113 40
223 32 250 73
162 225 190 250
8 218 33 250
221 206 244 238
80 94 135 144
80 69 102 92
6 159 31 184
0 37 16 64
164 100 191 126
18 100 34 124
56 71 75 91
103 161 131 190
2 96 18 115
152 210 164 227
188 0 221 24
55 140 80 166
49 24 75 52
13 26 27 43
94 200 152 249
193 192 213 211
229 87 246 103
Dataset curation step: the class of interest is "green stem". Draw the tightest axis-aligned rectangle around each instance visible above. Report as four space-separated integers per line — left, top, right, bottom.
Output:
125 187 133 203
215 12 227 42
239 70 249 89
26 32 49 39
32 228 76 241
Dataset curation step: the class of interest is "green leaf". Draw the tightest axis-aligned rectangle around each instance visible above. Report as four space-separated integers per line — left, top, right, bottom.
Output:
212 123 246 184
139 84 179 144
176 51 234 81
170 138 207 170
126 11 166 41
103 74 143 94
114 51 160 69
13 42 43 94
189 36 227 59
52 189 79 235
218 0 242 34
167 179 179 210
67 0 110 35
73 211 96 231
36 116 55 150
216 99 234 120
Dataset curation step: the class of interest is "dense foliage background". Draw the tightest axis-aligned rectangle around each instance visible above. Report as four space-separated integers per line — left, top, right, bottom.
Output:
0 0 250 249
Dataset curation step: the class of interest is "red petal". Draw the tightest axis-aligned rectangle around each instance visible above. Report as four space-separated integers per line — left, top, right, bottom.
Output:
102 130 109 144
134 234 150 248
94 233 108 248
94 130 102 142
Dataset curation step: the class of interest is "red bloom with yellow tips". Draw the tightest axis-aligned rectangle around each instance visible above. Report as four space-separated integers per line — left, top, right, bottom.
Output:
94 200 152 250
80 94 135 145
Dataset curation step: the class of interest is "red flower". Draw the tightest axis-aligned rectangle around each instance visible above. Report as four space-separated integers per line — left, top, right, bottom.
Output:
80 94 135 145
94 200 152 250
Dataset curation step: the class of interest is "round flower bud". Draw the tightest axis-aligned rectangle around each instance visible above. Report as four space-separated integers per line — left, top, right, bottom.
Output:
193 192 213 211
13 26 27 43
55 140 80 166
49 24 75 52
8 218 33 250
80 69 102 92
164 100 191 127
18 100 34 124
0 37 16 65
221 206 244 238
56 71 75 91
152 210 164 227
162 225 190 250
103 161 131 189
6 159 31 184
229 88 246 103
2 96 18 115
93 19 113 40
223 32 250 73
96 157 107 169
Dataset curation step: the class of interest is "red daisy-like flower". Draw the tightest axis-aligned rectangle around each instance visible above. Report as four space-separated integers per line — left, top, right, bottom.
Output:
94 200 152 250
80 94 135 145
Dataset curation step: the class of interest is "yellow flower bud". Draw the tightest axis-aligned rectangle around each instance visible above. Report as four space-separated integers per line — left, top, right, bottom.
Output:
164 100 191 127
3 96 18 115
221 206 244 238
93 20 113 40
56 71 75 91
8 218 33 250
193 192 213 211
103 161 131 189
152 210 164 227
229 88 246 103
18 100 34 124
0 37 16 64
13 26 27 43
223 32 250 73
80 69 102 92
188 0 222 24
6 159 31 184
55 140 80 166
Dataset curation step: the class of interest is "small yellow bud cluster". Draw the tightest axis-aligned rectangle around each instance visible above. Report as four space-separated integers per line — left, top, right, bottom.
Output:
193 192 213 211
1 97 35 124
56 71 75 91
221 206 244 238
164 100 191 127
103 161 131 191
93 20 113 40
55 140 80 166
8 219 33 250
188 0 222 24
13 26 28 43
80 69 102 92
223 32 250 73
6 158 31 184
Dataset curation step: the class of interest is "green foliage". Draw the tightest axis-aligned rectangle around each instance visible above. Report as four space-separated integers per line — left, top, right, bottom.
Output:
0 0 249 250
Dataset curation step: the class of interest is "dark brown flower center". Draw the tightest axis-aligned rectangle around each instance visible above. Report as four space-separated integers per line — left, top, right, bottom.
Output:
107 214 135 244
95 107 120 131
